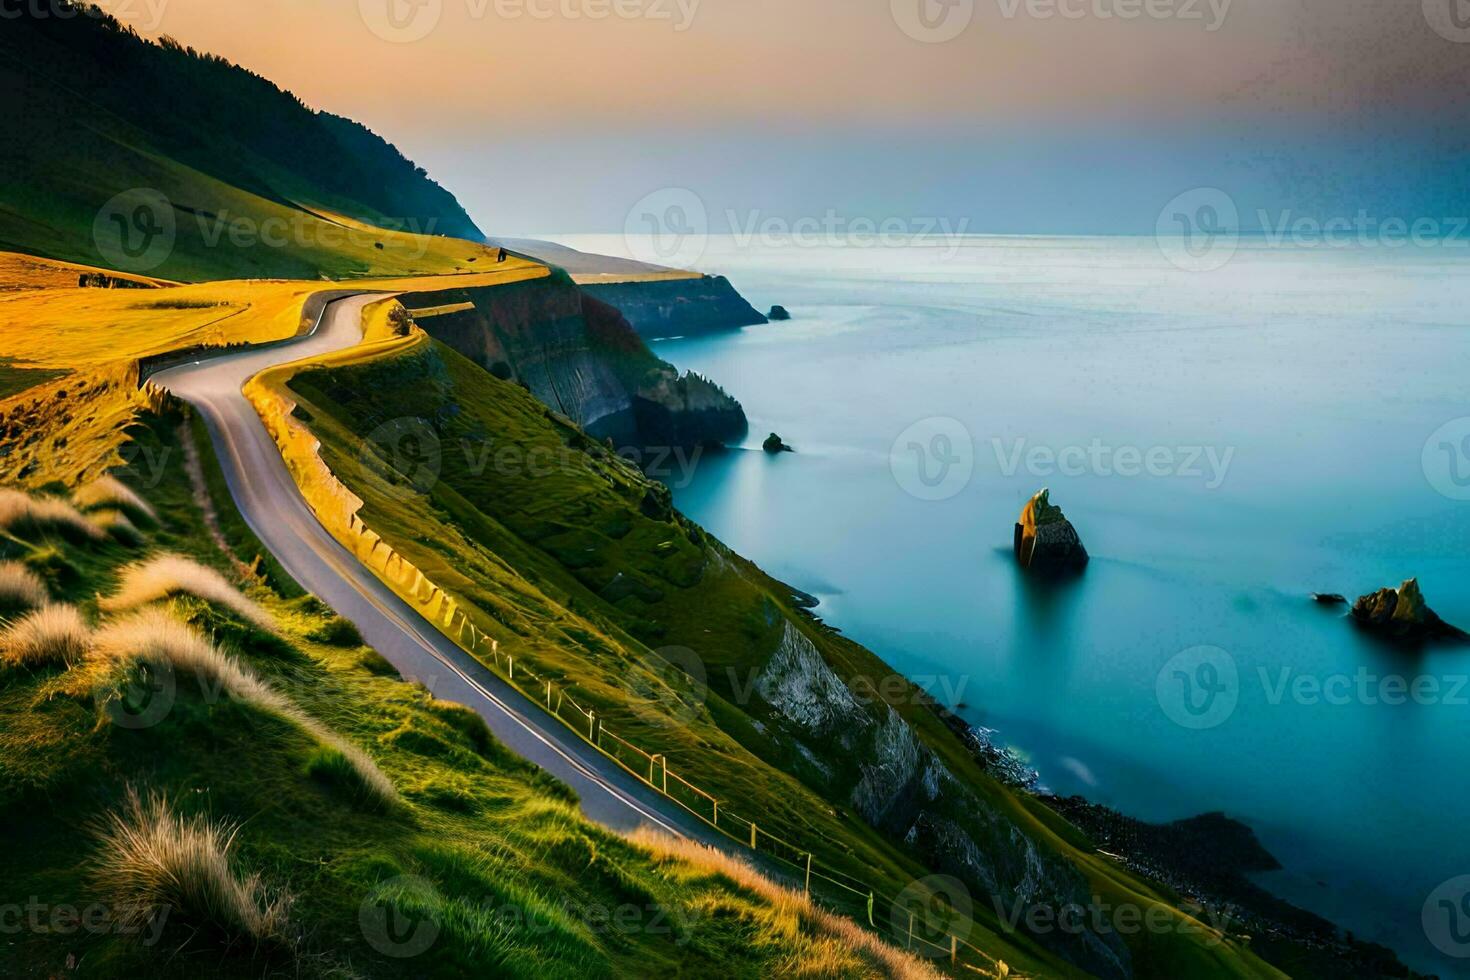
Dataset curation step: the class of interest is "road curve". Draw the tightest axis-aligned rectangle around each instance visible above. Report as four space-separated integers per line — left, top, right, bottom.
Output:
151 293 728 845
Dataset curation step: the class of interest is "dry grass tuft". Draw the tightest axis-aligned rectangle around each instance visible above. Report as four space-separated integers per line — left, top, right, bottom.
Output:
93 786 291 943
89 509 144 547
92 609 287 713
0 560 49 612
0 603 90 669
73 475 158 525
629 830 944 980
0 488 106 542
100 554 274 629
93 610 397 809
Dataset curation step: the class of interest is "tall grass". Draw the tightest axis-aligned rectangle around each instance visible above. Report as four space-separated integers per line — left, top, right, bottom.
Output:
89 509 144 547
0 560 49 613
100 554 274 629
93 609 288 713
0 489 106 543
629 830 943 980
73 475 158 525
0 604 90 669
93 786 291 944
93 610 397 809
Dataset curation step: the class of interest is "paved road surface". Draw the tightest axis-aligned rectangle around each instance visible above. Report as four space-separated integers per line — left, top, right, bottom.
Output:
152 293 727 845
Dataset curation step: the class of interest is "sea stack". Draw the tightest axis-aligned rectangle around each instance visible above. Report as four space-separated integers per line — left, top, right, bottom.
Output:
1350 578 1467 642
1014 488 1088 574
763 432 794 454
768 305 791 321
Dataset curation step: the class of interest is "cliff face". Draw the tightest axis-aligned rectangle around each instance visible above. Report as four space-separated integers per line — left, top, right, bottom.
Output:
752 620 1133 979
403 272 746 449
580 276 768 339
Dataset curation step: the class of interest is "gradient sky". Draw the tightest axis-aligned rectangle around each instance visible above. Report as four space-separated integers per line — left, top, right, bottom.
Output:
115 0 1470 234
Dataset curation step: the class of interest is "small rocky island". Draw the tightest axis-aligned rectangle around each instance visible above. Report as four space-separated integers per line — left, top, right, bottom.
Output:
768 305 791 321
1350 578 1467 642
762 432 794 454
1014 488 1089 574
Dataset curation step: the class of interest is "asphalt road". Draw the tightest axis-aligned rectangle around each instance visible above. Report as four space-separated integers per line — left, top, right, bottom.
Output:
151 293 728 845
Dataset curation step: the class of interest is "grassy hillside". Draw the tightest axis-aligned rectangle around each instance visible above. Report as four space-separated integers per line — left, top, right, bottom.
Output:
0 406 938 979
283 335 1286 980
0 5 491 281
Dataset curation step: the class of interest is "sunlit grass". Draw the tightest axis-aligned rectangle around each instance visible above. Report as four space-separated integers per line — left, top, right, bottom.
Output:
0 560 49 614
74 475 158 525
92 608 398 810
93 787 292 945
630 829 944 980
0 488 106 543
101 554 274 630
0 603 91 669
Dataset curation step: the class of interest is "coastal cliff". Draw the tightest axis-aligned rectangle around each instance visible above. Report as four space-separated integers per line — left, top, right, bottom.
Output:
580 275 768 339
403 271 746 450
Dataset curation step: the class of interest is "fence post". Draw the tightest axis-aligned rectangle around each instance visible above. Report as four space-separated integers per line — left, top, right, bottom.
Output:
907 912 914 950
588 711 595 742
546 680 552 708
712 800 719 827
508 656 514 681
661 756 668 795
867 893 875 927
749 822 757 850
951 935 957 965
804 853 812 896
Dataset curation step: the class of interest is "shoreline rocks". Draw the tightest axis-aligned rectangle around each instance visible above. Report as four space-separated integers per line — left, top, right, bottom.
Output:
1350 578 1468 642
768 305 791 321
762 432 794 454
1014 488 1088 574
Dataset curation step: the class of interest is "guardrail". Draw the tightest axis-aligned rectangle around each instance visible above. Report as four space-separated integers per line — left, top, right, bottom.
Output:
241 296 1019 977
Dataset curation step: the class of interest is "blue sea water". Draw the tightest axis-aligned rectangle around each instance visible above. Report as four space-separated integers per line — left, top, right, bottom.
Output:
560 234 1470 976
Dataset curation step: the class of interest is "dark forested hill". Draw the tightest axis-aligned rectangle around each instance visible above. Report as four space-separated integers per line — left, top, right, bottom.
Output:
0 3 484 280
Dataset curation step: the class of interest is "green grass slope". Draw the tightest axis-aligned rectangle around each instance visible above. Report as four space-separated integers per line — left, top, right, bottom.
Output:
0 408 937 979
285 338 1286 980
0 5 485 281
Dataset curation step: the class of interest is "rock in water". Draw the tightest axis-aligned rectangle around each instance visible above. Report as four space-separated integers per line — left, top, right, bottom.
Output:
1350 578 1467 641
1312 593 1347 605
1014 488 1088 574
763 432 794 454
768 305 791 321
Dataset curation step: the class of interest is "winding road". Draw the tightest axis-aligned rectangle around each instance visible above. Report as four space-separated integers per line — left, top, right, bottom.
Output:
151 291 727 845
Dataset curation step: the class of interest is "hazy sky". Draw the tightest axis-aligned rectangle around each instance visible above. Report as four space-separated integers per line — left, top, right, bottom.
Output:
115 0 1470 234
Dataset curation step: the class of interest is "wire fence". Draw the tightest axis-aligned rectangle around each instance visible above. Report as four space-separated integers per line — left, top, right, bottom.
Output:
243 315 1022 978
